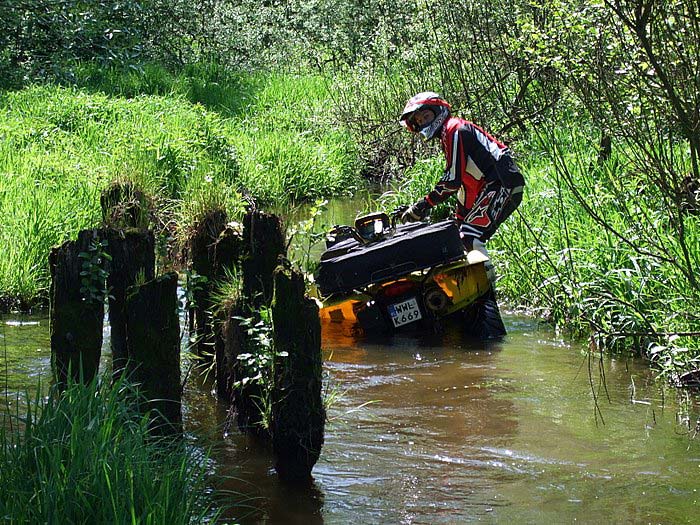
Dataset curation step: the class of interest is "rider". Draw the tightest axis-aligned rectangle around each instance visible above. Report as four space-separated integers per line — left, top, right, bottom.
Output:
399 92 524 253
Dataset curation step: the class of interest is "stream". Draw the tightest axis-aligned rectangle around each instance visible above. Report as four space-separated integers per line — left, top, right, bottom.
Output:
2 197 700 523
3 312 700 523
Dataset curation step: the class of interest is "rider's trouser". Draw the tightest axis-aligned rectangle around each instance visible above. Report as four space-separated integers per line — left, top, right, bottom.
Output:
459 183 523 250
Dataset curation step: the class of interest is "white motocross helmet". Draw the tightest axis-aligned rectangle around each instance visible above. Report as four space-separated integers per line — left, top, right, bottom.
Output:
399 91 451 141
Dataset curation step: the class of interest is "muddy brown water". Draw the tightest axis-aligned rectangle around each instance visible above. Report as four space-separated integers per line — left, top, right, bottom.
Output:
3 198 700 523
3 312 700 524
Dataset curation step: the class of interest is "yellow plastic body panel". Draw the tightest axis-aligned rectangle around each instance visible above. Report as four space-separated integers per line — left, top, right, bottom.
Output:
318 253 490 325
430 260 490 315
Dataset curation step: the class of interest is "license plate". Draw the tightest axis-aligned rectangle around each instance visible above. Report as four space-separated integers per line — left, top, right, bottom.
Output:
388 297 422 327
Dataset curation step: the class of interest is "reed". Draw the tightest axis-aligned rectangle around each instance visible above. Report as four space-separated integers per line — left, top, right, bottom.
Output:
0 376 217 523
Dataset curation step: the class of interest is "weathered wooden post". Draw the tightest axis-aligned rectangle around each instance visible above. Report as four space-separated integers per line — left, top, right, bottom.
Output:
125 272 182 434
271 262 325 481
212 224 245 401
222 210 285 434
104 228 155 375
49 229 105 388
242 210 286 309
221 300 268 436
187 209 228 358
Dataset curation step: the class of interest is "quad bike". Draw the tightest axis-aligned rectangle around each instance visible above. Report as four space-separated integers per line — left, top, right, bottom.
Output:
314 208 506 339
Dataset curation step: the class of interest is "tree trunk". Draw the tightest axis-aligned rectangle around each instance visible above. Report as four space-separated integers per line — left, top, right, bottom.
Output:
271 263 325 482
125 272 182 434
49 229 104 389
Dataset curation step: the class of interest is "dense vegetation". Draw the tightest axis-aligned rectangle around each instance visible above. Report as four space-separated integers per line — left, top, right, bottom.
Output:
0 65 359 307
1 1 698 369
1 0 698 521
0 377 216 522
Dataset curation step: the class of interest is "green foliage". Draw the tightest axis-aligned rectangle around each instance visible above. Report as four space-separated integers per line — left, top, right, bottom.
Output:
0 0 147 87
228 73 361 206
210 267 242 316
78 238 112 304
182 270 209 313
0 83 244 307
378 158 452 221
0 376 217 523
232 308 287 431
2 0 699 379
489 125 700 374
287 198 329 275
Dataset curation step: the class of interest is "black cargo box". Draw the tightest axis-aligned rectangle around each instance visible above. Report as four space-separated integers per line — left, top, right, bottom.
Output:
316 220 465 295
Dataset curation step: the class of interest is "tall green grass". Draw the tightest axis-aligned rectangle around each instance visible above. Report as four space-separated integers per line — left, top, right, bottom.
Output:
493 130 700 373
0 63 362 307
0 84 242 306
383 122 700 374
0 377 217 523
74 63 362 205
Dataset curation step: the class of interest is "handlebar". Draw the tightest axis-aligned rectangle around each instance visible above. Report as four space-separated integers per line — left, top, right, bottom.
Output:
390 205 408 228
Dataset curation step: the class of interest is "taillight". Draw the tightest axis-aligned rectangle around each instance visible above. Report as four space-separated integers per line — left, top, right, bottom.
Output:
381 280 416 298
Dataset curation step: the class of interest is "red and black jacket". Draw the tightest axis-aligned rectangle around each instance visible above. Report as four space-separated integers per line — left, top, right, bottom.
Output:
424 117 524 220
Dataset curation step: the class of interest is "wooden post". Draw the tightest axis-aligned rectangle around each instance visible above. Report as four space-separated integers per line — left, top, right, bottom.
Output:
187 209 228 358
125 272 182 434
271 263 325 481
213 225 245 401
104 228 155 376
242 210 286 309
49 229 105 388
222 300 267 437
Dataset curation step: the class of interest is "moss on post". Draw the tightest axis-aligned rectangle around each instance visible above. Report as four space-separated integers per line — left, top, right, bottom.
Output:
125 272 182 434
49 229 105 388
105 228 155 375
271 263 325 482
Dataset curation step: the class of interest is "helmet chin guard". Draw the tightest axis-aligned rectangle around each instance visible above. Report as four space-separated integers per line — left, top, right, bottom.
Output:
399 91 452 141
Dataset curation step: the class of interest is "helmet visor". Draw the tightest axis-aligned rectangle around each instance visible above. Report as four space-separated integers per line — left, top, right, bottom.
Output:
406 109 436 133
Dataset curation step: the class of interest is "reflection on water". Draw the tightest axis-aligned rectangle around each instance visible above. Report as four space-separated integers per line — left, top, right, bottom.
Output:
3 308 700 523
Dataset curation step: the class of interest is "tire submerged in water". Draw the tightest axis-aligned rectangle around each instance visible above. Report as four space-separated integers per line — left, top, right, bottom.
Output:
462 289 507 340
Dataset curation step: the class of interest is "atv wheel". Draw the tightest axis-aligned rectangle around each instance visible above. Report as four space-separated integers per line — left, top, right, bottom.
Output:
463 289 506 340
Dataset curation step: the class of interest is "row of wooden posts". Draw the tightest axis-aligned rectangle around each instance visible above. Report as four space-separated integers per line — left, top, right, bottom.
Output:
49 183 325 481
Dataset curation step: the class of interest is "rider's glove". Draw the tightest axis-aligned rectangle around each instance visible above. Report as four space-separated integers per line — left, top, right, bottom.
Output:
401 198 431 223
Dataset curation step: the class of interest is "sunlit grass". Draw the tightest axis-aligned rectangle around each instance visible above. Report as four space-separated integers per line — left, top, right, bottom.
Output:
383 122 700 371
0 376 217 523
0 64 362 307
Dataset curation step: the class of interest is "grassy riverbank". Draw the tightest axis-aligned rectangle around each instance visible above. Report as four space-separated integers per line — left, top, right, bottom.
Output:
0 65 361 308
0 377 216 523
381 124 700 376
